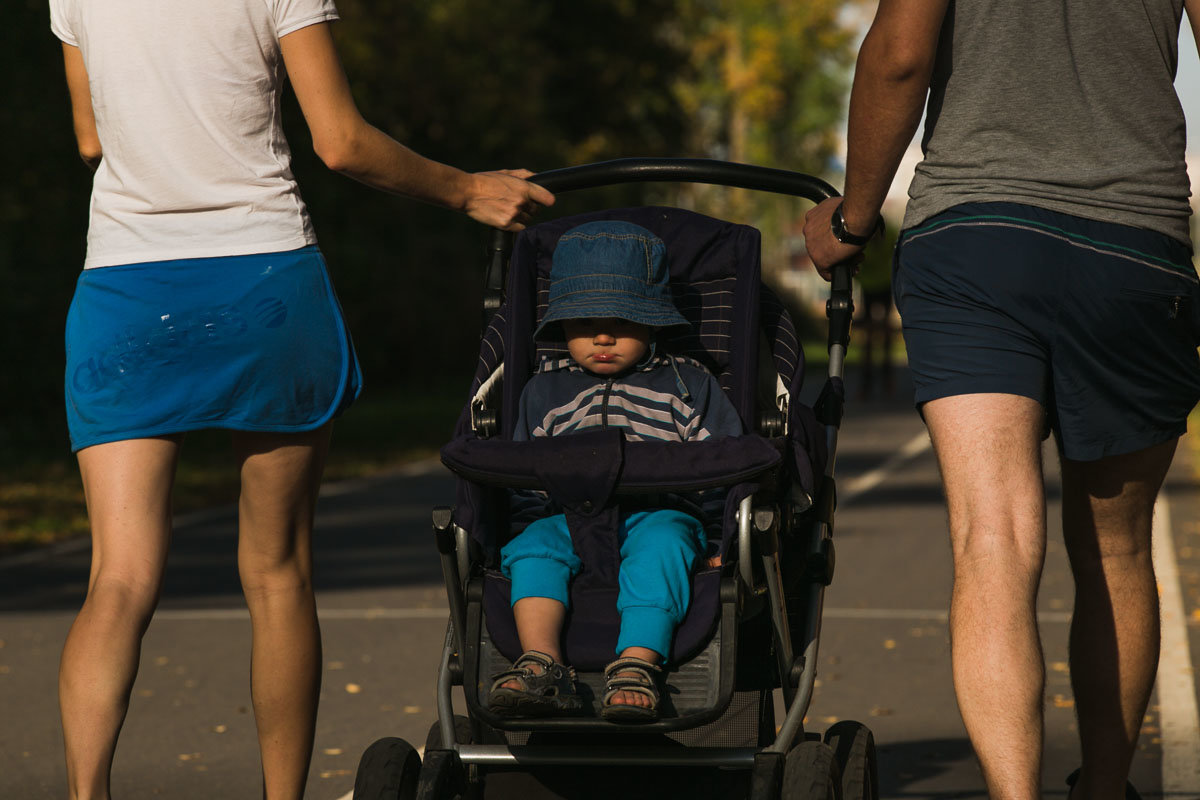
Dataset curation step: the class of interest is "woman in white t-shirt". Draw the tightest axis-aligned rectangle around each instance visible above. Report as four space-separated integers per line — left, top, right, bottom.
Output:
49 1 554 797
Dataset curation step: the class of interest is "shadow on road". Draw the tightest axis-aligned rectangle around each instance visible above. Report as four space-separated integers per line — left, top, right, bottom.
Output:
0 470 457 613
877 736 979 798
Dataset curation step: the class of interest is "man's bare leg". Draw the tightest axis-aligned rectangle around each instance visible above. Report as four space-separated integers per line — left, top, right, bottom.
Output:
61 436 181 800
1059 439 1175 800
924 393 1047 800
233 427 330 800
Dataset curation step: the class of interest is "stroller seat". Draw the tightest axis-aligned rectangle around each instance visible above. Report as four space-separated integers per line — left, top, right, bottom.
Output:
441 205 824 733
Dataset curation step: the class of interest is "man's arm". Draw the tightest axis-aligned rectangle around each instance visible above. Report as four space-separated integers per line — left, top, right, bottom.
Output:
61 44 101 172
278 23 553 231
803 0 949 277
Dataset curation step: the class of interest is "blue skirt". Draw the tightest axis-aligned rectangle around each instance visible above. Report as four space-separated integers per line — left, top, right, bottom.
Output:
65 246 362 451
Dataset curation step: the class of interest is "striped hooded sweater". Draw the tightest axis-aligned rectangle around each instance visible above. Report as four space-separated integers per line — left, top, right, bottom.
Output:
510 353 744 526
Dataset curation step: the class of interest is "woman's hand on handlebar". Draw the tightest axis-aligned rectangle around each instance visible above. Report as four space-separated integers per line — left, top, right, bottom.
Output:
465 169 556 232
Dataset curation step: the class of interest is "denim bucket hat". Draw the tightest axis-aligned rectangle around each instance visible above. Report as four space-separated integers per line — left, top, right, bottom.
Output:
534 220 691 341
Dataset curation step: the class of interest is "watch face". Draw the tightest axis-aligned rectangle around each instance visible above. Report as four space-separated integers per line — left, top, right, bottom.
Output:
833 205 869 245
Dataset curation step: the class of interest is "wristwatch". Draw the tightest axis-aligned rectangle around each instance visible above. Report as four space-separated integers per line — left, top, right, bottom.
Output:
830 202 877 246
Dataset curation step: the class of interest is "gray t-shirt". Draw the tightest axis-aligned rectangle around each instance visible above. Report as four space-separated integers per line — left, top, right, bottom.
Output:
903 0 1192 244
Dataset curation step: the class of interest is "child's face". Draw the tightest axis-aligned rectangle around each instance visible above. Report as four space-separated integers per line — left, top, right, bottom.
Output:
563 318 651 375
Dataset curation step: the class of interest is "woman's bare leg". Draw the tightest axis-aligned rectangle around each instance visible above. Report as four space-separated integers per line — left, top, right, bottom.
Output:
232 426 330 800
61 436 181 800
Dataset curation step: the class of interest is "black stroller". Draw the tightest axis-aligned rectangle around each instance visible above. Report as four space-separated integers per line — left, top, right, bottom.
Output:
353 159 878 800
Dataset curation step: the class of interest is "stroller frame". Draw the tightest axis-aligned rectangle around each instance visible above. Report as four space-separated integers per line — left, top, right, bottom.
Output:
359 159 869 800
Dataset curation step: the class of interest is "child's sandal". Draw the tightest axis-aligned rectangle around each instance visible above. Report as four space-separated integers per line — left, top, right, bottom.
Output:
600 656 662 722
487 650 584 717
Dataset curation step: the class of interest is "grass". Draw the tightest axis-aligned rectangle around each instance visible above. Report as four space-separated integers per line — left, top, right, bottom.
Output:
0 383 467 556
800 337 909 371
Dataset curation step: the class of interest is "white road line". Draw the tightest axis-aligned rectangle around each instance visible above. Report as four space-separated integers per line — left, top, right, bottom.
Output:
840 431 931 504
1152 493 1200 797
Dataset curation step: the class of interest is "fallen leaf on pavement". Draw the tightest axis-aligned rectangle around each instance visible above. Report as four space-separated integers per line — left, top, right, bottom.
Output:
345 683 362 694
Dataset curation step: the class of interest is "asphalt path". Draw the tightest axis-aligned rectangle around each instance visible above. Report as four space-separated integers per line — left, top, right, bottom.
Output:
2 368 1199 799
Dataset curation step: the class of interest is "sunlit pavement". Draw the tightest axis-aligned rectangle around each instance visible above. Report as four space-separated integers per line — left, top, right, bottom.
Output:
1 366 1197 799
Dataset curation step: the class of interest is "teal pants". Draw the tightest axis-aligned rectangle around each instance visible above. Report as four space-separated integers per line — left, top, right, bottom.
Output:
500 509 706 660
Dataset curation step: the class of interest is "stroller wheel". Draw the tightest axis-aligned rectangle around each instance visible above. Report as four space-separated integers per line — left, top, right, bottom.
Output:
824 721 878 800
354 737 421 800
780 740 842 799
416 748 467 800
425 713 504 752
425 715 472 752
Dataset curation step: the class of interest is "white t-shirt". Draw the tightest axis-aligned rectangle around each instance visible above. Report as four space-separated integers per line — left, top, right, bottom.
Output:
49 0 339 269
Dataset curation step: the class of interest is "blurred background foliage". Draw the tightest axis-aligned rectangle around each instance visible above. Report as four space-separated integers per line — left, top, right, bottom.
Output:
1 0 864 460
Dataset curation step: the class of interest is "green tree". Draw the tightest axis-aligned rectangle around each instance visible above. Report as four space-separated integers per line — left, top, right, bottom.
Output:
284 0 692 394
1 0 92 455
667 0 863 272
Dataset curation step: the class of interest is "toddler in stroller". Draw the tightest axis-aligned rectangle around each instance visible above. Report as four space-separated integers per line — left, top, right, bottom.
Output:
353 159 879 800
487 220 743 722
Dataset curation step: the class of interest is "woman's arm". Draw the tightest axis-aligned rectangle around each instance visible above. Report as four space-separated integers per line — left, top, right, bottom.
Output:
62 44 101 172
278 23 553 230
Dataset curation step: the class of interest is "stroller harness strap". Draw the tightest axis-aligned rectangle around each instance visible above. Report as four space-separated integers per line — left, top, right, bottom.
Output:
533 428 625 584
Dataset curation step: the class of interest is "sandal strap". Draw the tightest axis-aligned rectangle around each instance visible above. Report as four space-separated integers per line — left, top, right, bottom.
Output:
513 650 558 671
489 651 575 694
602 682 658 705
601 656 661 705
603 656 662 678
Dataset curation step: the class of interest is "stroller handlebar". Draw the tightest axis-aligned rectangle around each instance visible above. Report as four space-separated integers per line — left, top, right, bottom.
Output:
485 156 855 391
529 157 838 203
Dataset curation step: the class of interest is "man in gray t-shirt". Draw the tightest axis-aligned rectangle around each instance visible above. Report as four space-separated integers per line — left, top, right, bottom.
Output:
804 2 1200 798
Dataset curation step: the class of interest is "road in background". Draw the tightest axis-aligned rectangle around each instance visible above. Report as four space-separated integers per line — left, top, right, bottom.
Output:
2 367 1198 799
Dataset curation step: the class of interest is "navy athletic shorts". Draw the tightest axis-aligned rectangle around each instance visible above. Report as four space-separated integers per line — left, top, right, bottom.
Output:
894 202 1200 461
65 245 361 451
